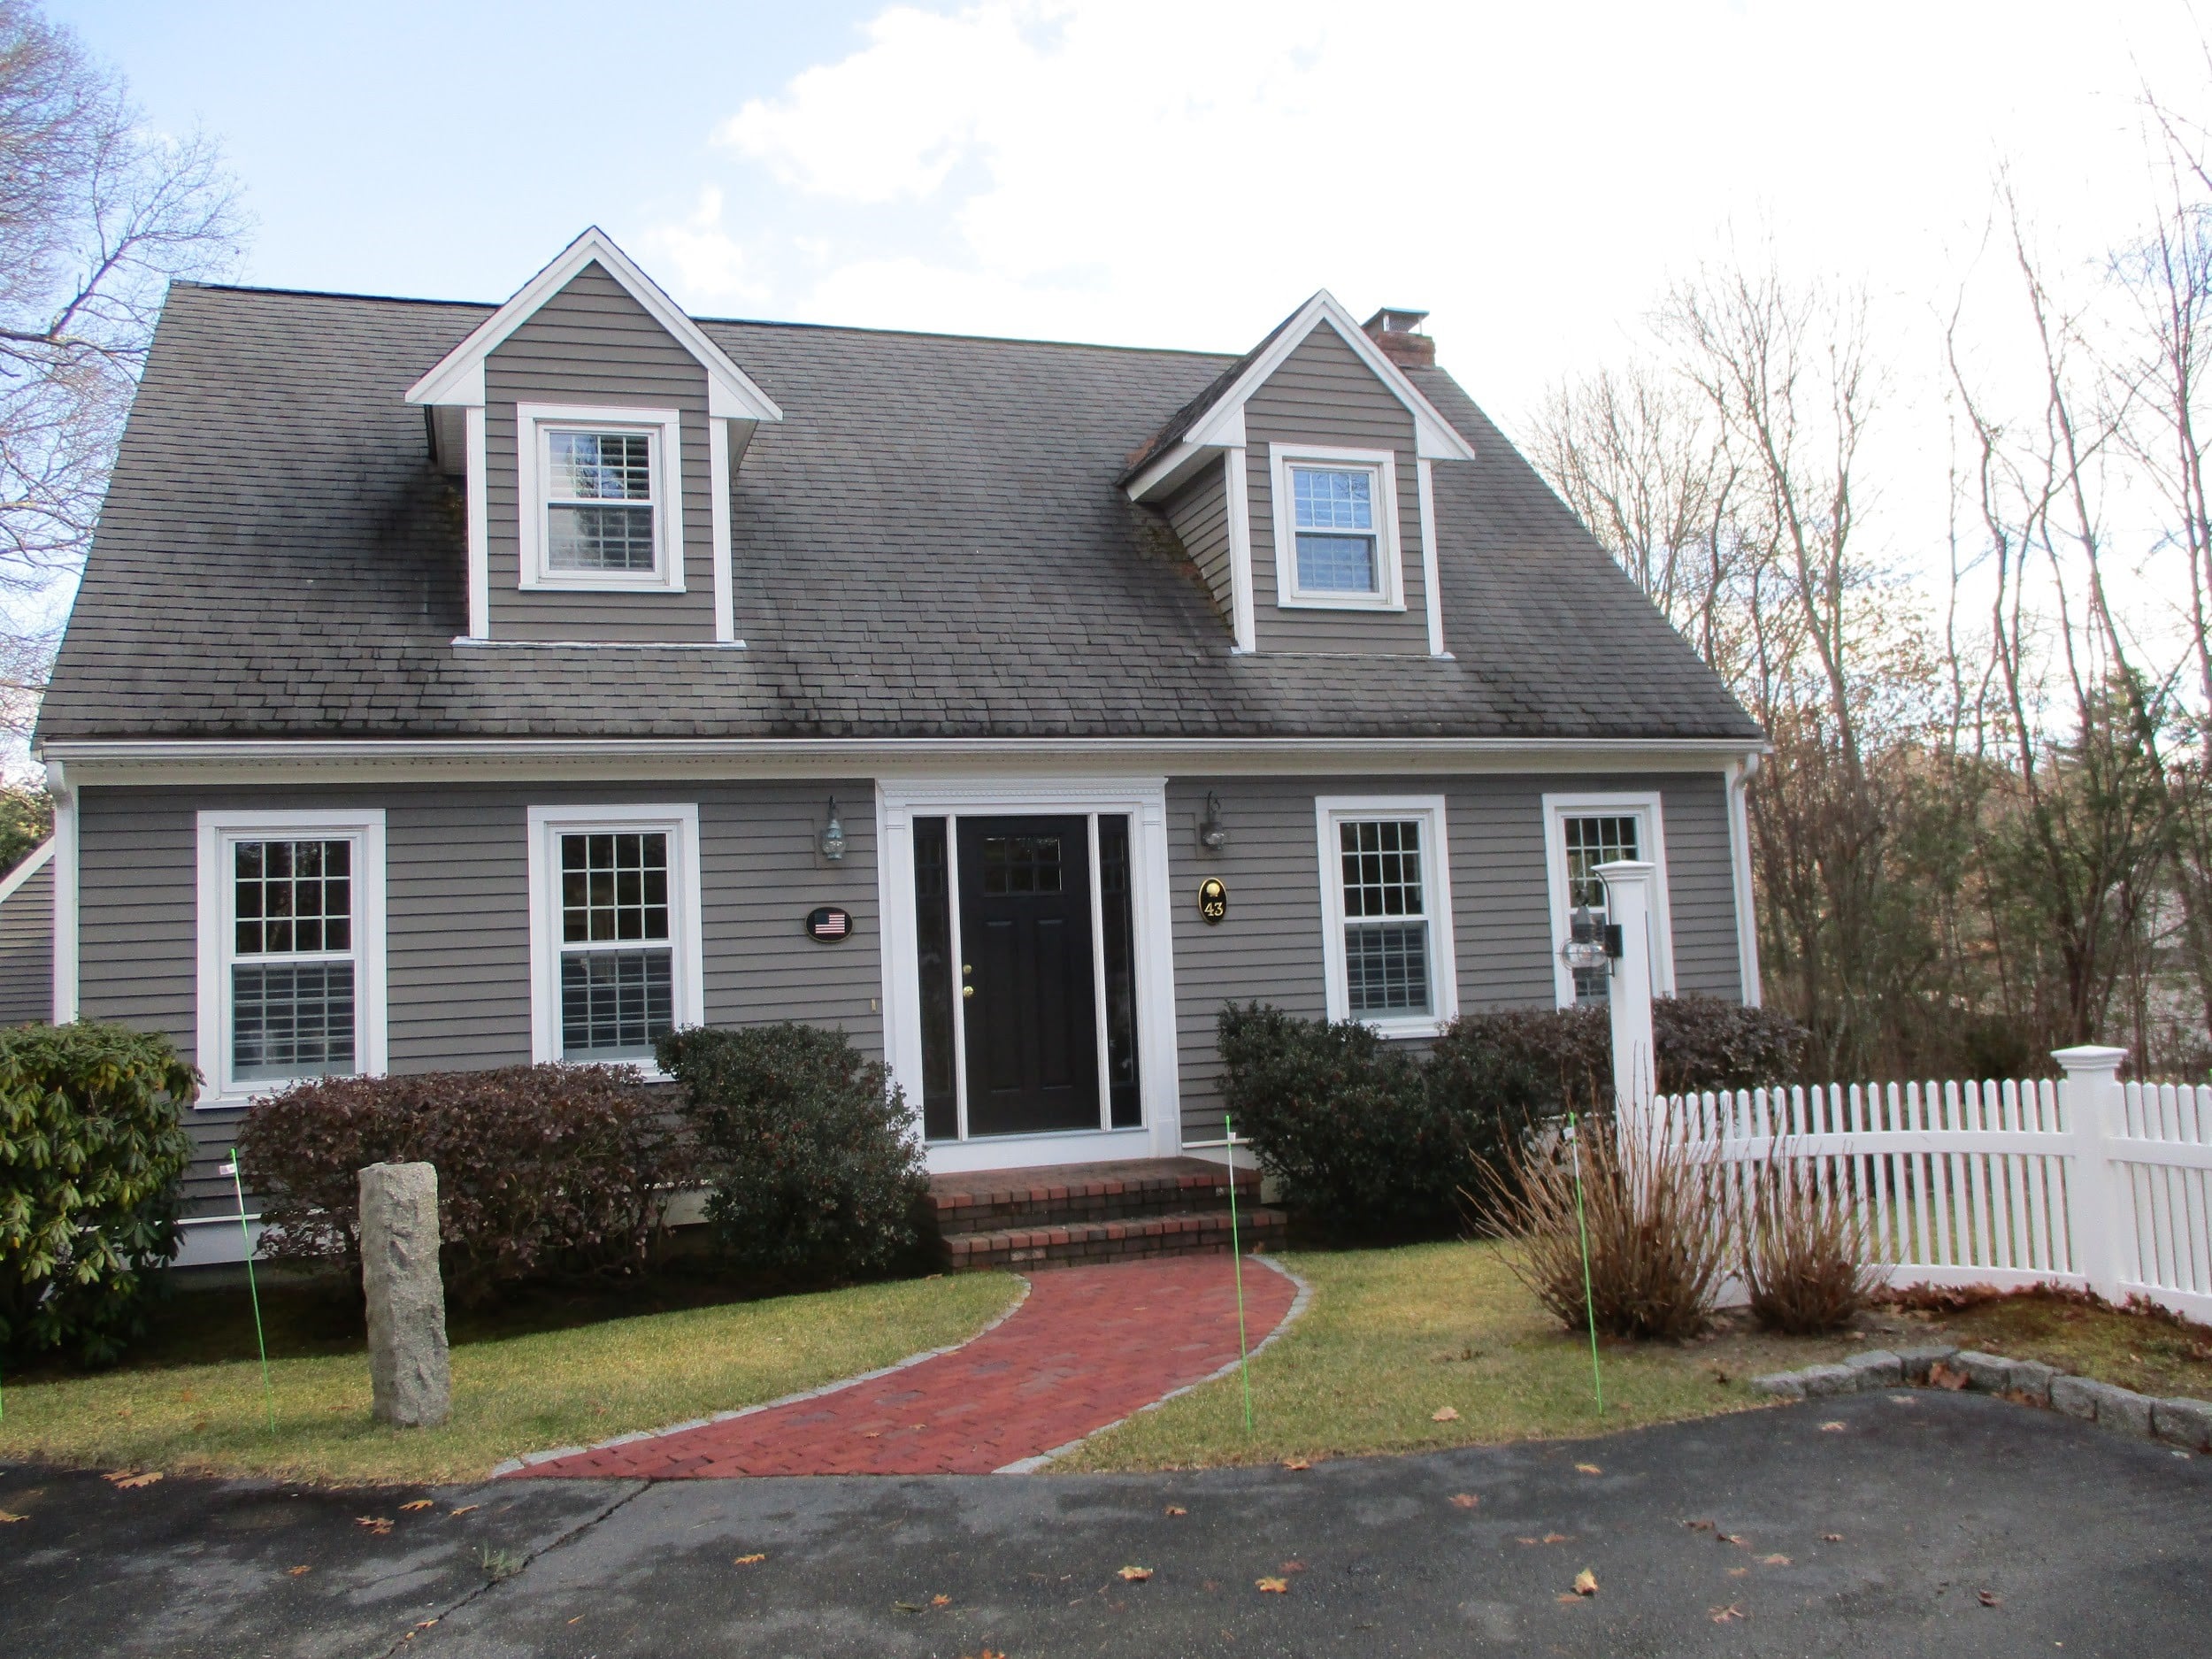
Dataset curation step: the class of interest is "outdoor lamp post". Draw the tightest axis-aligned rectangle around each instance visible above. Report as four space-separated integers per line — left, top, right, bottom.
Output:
1562 902 1611 977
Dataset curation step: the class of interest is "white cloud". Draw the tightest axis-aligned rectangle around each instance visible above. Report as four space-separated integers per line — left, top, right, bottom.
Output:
634 186 766 307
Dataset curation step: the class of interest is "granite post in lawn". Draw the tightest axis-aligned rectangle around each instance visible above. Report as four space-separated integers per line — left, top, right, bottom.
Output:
358 1161 450 1428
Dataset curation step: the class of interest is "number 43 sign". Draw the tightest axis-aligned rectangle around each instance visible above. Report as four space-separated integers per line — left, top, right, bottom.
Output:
1197 878 1227 925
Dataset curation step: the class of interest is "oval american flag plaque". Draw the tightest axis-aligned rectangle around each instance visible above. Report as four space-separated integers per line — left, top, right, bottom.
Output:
805 905 854 943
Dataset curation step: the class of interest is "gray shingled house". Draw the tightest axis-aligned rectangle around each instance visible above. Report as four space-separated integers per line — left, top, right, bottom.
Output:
17 228 1763 1265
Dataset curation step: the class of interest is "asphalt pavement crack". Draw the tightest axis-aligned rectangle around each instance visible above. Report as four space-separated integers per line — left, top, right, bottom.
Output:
373 1479 649 1658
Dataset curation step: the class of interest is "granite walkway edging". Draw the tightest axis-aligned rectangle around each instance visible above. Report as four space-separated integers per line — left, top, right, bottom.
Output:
486 1277 1035 1479
1749 1343 2212 1453
992 1253 1315 1474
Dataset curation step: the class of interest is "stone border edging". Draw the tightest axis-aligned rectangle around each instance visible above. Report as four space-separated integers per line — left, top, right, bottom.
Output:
1749 1345 2212 1453
487 1276 1036 1479
993 1254 1316 1476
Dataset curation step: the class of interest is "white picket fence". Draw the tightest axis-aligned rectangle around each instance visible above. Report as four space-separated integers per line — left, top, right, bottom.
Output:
1655 1049 2212 1325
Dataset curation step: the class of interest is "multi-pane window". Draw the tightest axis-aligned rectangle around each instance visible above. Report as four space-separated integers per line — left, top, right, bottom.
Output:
1291 465 1379 594
229 838 358 1083
1338 818 1432 1017
558 831 672 1060
547 429 657 572
979 833 1063 895
1563 814 1640 1005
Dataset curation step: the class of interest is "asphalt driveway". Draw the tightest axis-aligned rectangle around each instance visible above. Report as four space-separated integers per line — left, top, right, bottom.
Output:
5 1388 2208 1657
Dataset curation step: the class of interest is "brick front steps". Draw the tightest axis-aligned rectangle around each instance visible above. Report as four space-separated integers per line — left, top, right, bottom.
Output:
926 1156 1287 1271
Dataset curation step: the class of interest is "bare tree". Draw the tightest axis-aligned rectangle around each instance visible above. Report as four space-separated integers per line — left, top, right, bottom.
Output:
0 0 244 733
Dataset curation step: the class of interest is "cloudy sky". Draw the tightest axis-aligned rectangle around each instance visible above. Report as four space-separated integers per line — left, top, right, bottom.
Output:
50 1 2212 601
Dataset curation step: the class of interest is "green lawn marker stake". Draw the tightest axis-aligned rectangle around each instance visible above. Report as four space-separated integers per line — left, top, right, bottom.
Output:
225 1149 277 1432
1224 1112 1254 1435
1567 1113 1603 1415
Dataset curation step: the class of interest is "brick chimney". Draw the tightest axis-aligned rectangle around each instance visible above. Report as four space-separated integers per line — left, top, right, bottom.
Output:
1362 307 1434 369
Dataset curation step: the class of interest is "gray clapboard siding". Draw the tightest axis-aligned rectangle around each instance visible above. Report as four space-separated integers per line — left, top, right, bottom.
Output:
76 779 886 1219
1244 324 1432 656
1163 771 1743 1140
484 262 718 641
1162 457 1234 628
0 848 53 1028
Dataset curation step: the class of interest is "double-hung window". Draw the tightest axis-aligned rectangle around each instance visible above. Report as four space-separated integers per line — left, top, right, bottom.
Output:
526 804 704 1068
196 810 387 1105
515 403 685 593
1269 444 1404 610
1541 792 1675 1009
1315 795 1457 1037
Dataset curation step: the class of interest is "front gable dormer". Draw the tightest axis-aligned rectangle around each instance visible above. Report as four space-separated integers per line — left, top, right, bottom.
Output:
407 228 782 644
1122 291 1473 657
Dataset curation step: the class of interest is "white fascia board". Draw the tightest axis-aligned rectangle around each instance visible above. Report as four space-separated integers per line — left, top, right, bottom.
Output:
46 734 1772 788
1181 292 1477 464
405 227 783 423
1123 406 1247 503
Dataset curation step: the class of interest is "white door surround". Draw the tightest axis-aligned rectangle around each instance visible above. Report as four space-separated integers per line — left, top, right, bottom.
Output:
876 776 1182 1172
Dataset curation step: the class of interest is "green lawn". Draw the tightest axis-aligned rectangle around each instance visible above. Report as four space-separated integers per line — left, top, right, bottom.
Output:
0 1272 1020 1486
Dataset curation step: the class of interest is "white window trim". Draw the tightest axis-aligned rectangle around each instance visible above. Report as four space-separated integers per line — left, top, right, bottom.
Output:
195 809 388 1110
1540 791 1677 1009
525 803 705 1075
1269 443 1406 611
1313 794 1459 1039
874 776 1183 1170
515 403 686 594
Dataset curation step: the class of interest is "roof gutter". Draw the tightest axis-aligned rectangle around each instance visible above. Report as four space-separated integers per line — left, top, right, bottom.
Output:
42 733 1770 787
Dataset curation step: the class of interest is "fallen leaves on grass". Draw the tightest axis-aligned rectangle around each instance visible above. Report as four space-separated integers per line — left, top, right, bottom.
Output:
1728 1566 1749 1578
1572 1569 1599 1596
1929 1361 1970 1391
1543 1532 1571 1544
103 1471 161 1489
355 1517 393 1536
733 1554 766 1565
399 1500 433 1512
1432 1405 1460 1422
1709 1601 1746 1623
1760 1554 1791 1566
287 1566 310 1577
932 1594 951 1606
1574 1463 1601 1475
1716 1532 1747 1547
1978 1590 2001 1608
1164 1505 1187 1517
1118 1566 1153 1582
1281 1459 1311 1471
1819 1421 1846 1432
1449 1493 1479 1509
448 1505 479 1517
1256 1577 1289 1594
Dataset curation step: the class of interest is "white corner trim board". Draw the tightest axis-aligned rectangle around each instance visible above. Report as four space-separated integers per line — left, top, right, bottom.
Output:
1416 457 1447 657
1540 789 1677 1009
709 417 741 645
465 406 489 639
1223 447 1257 653
194 808 388 1109
1312 793 1460 1039
522 802 705 1073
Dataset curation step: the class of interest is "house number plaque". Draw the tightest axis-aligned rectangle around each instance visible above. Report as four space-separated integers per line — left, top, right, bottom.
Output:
1197 878 1228 925
805 906 854 942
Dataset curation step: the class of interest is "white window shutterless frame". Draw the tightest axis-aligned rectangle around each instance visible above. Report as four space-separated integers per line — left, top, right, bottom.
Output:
514 403 685 594
525 803 704 1073
1314 795 1458 1038
195 810 388 1108
1268 443 1405 611
1540 791 1676 1009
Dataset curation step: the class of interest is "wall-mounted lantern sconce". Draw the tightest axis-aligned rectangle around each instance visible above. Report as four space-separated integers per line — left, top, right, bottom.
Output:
1198 791 1230 852
820 796 846 863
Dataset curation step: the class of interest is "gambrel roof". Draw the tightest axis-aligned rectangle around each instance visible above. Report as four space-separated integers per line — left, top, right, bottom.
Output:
36 281 1761 747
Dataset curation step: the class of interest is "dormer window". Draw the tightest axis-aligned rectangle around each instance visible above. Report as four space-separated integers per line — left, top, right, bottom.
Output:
1268 442 1404 611
516 403 686 593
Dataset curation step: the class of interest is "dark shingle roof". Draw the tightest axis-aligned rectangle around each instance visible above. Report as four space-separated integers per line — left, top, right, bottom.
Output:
36 283 1760 745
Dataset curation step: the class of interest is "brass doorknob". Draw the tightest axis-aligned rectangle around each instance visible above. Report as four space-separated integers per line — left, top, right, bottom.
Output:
962 986 975 999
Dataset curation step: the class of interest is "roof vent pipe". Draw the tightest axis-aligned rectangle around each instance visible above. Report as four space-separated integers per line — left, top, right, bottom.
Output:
1362 307 1435 369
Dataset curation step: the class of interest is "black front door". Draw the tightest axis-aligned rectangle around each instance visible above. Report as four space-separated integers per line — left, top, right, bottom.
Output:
957 816 1099 1135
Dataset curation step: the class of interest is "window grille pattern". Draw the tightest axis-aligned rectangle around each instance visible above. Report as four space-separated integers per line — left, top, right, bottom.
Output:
561 833 669 943
1564 815 1640 1004
560 950 672 1057
233 962 355 1080
1338 818 1431 1015
234 840 350 956
980 833 1063 895
547 430 656 572
1292 465 1379 593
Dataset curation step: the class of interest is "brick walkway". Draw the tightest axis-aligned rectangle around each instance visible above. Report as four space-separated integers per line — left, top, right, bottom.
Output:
504 1255 1301 1479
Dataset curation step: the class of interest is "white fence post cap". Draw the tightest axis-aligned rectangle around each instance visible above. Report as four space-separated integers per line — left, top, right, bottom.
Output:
1590 858 1656 879
2050 1045 2129 1071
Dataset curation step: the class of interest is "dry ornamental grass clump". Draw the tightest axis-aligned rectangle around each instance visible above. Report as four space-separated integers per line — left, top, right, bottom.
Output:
1479 1118 1729 1341
1738 1161 1881 1335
